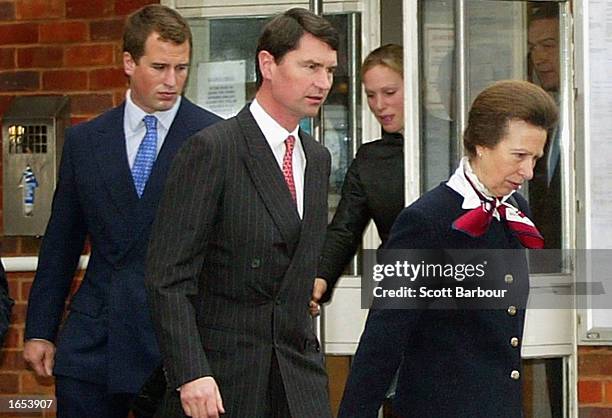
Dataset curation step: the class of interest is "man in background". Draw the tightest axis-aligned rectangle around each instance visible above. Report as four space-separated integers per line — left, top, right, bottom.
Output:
23 5 220 417
528 4 562 251
146 8 338 418
528 5 563 417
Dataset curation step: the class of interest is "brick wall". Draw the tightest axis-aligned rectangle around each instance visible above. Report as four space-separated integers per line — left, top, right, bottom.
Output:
0 1 157 416
1 1 612 417
578 346 612 416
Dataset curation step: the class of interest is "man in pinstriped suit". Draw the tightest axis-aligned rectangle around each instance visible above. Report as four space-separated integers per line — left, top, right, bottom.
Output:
145 8 338 418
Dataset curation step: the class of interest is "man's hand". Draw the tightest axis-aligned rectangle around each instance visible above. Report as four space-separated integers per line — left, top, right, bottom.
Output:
23 339 56 377
309 278 328 317
180 376 225 418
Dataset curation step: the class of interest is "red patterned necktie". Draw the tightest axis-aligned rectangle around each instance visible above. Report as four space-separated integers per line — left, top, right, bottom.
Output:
282 135 297 203
452 178 545 249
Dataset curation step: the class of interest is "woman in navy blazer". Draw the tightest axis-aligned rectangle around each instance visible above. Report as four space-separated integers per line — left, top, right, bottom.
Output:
338 80 558 418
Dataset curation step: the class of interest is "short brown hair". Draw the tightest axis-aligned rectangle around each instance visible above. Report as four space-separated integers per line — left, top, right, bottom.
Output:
361 44 403 80
463 80 558 157
255 8 339 89
123 4 192 63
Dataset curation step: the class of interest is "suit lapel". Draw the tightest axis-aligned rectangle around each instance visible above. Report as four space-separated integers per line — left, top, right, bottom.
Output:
278 130 328 294
94 104 140 223
237 107 302 247
136 101 192 229
300 130 326 229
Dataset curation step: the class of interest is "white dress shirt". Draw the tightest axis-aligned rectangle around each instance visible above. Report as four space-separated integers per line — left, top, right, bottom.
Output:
123 89 181 169
249 99 306 218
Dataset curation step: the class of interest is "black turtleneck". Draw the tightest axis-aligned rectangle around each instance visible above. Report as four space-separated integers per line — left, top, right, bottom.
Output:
317 131 405 300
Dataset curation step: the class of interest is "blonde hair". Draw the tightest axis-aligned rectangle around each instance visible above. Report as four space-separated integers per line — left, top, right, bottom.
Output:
361 44 403 80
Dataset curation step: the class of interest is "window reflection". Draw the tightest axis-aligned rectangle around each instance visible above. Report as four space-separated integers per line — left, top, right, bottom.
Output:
527 3 562 252
419 1 564 257
184 14 360 229
522 358 564 418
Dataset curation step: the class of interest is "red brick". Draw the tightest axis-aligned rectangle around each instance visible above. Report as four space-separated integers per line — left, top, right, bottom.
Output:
605 381 612 404
579 354 612 377
15 0 63 20
580 346 612 355
40 21 88 44
579 407 612 418
7 278 18 301
70 93 113 115
579 380 603 404
90 18 125 42
0 71 39 92
0 235 18 255
19 237 42 256
9 272 35 281
114 0 157 16
0 48 15 69
89 67 126 90
70 116 89 126
0 350 26 370
0 372 19 393
0 2 15 20
3 327 21 349
9 302 26 326
113 89 126 106
0 23 38 45
66 0 114 19
43 70 87 91
65 44 114 67
21 371 55 394
17 47 63 68
20 280 32 302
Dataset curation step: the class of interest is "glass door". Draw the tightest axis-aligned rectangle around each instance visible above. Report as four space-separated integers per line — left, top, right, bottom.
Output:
183 13 361 225
409 1 575 416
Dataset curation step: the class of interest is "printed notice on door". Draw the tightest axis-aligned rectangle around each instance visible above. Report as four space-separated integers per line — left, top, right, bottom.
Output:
198 60 246 119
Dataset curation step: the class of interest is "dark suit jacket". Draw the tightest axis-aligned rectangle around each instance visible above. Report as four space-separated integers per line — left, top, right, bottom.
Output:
338 184 531 418
24 98 220 394
0 260 13 345
317 131 404 302
146 106 332 417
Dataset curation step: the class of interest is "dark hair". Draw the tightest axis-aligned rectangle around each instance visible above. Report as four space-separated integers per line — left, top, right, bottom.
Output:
123 4 192 63
255 8 339 89
361 44 403 80
463 80 558 157
529 3 558 23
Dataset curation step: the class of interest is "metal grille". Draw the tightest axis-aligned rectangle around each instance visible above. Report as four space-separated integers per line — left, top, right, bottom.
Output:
7 124 48 154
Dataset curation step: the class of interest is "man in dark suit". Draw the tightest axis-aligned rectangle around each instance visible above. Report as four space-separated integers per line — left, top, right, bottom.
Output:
528 4 562 252
0 258 14 345
23 5 220 417
145 8 338 418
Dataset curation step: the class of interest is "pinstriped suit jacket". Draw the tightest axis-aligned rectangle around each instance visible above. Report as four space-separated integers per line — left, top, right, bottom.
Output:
145 106 333 417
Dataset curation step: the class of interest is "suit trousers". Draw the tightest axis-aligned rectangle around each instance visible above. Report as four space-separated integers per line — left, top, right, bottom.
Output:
267 352 292 418
55 375 139 418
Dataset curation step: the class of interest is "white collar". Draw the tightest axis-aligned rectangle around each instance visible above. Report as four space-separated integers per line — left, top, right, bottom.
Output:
447 157 515 213
250 99 300 147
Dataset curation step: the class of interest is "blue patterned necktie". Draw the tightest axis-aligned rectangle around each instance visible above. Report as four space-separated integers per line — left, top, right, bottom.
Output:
132 115 158 198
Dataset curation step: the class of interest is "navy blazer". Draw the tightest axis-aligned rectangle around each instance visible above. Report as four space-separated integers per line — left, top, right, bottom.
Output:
0 260 13 345
25 98 221 393
338 184 531 418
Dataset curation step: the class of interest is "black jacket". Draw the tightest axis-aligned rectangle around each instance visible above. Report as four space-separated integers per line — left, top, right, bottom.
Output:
0 260 14 345
318 132 404 301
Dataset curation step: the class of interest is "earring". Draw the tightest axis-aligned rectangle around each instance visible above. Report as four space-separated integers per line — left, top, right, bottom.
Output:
478 152 482 158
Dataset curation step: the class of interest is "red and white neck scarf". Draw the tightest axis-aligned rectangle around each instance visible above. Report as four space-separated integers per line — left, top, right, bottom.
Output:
447 157 544 249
